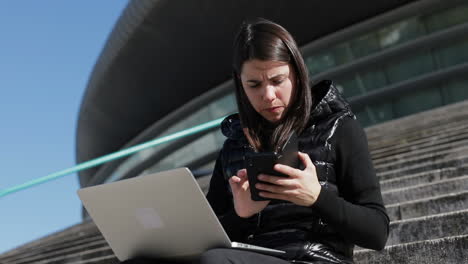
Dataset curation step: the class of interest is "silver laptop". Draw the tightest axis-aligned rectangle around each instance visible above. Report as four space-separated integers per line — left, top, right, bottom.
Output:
77 167 285 261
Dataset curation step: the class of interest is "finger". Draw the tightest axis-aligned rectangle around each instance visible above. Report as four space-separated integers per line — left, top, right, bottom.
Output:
298 152 314 168
259 191 289 202
255 182 287 193
259 189 300 201
273 163 300 178
257 183 299 196
258 174 295 187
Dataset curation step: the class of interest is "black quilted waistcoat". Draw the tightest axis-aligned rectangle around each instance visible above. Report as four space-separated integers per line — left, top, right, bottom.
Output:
219 80 355 263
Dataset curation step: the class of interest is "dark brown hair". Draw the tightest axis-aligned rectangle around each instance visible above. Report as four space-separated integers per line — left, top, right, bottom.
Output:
232 18 312 151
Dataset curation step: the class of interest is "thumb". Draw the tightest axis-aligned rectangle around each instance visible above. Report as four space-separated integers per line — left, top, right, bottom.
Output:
229 176 243 192
229 175 241 184
237 169 247 178
298 152 314 168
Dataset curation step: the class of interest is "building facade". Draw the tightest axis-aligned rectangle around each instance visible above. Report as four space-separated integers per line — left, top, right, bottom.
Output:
76 0 468 202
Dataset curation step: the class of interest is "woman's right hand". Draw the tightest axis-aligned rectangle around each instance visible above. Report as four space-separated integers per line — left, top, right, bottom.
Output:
228 169 270 218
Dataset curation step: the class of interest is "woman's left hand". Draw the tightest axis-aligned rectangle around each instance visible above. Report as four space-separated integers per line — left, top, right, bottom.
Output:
256 151 322 207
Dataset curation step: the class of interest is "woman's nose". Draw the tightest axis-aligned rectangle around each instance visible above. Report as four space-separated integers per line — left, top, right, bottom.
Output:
262 85 276 102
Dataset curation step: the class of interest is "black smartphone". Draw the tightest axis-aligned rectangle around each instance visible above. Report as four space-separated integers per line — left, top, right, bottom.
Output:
245 132 299 201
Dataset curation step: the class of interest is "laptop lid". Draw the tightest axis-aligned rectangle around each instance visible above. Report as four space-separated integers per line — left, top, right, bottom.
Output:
77 168 231 261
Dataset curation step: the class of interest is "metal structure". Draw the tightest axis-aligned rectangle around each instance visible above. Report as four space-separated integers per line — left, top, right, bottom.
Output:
77 0 468 190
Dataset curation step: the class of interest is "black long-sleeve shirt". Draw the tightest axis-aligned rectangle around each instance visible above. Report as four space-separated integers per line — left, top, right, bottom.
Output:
311 117 389 249
206 117 389 250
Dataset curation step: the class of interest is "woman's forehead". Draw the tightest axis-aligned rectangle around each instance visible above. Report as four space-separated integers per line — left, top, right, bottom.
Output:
241 59 291 79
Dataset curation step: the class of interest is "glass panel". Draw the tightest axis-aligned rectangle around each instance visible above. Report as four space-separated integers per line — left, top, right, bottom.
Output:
335 76 363 98
424 4 468 33
368 101 394 124
393 86 443 118
164 93 237 135
356 110 373 127
442 78 468 104
306 52 336 75
331 43 354 66
433 38 468 68
377 18 425 49
359 70 388 92
385 53 435 83
348 32 381 59
144 130 225 175
305 44 354 75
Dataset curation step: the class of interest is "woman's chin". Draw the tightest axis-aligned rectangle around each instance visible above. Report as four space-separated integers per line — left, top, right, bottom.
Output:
262 114 283 124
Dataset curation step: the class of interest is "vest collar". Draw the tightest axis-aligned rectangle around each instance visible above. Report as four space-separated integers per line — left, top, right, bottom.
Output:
309 80 352 122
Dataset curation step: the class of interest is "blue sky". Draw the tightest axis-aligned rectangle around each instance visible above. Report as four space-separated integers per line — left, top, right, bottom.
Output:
0 1 128 254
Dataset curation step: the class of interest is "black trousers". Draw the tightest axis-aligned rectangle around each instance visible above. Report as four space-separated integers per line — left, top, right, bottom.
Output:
120 248 292 264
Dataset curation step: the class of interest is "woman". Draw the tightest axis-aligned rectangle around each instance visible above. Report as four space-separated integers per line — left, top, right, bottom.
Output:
202 18 389 263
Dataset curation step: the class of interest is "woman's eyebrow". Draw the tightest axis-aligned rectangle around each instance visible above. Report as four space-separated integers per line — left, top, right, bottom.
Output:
268 73 287 79
245 73 287 82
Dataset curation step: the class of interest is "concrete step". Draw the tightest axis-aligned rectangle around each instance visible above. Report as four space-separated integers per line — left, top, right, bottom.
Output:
365 100 468 139
197 175 211 195
0 221 99 259
371 127 468 161
374 144 468 173
382 175 468 205
5 239 109 264
366 100 468 142
387 209 468 246
41 246 113 264
369 121 468 156
0 235 105 264
354 234 468 264
386 191 468 221
373 134 468 168
377 154 468 181
71 255 119 264
379 166 468 192
368 116 468 154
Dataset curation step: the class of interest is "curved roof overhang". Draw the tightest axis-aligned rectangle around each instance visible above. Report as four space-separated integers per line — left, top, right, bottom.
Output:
76 0 417 187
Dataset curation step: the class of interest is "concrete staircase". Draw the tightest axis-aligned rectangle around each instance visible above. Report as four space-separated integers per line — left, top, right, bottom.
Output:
0 221 115 264
1 100 468 264
354 100 468 263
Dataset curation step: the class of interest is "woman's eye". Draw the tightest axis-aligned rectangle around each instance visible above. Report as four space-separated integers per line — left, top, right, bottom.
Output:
273 79 284 85
249 83 260 88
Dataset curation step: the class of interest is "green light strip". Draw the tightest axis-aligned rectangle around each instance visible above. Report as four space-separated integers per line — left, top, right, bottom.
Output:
0 116 226 198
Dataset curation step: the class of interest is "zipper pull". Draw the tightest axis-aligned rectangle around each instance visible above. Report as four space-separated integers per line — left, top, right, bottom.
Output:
257 211 262 227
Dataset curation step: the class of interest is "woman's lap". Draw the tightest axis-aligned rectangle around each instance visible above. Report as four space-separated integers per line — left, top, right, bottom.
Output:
119 248 291 264
199 248 291 264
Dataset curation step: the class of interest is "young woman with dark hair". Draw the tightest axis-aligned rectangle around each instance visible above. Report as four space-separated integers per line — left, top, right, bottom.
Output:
122 18 389 264
203 18 389 263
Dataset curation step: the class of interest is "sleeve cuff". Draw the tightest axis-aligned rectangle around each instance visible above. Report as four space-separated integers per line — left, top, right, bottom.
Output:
310 187 333 211
220 210 257 228
310 187 348 229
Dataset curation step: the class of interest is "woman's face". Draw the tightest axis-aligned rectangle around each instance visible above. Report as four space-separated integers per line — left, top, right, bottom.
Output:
240 59 295 123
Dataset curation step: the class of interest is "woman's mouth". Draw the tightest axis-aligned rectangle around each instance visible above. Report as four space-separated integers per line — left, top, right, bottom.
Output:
265 106 283 113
